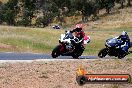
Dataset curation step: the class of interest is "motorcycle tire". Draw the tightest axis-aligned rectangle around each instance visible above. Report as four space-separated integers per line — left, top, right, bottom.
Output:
72 46 84 59
118 54 126 59
98 48 108 58
72 53 80 59
118 51 126 59
51 45 61 58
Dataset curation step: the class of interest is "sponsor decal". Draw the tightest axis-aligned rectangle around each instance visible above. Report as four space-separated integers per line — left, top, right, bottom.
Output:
76 67 131 86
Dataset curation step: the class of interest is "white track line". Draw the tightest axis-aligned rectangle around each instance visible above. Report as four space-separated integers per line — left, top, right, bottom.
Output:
0 59 98 63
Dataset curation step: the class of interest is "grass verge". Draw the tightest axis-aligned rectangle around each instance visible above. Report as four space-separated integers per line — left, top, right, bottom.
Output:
0 26 131 57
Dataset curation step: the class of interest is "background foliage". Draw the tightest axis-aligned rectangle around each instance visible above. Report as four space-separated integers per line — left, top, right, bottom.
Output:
0 0 131 27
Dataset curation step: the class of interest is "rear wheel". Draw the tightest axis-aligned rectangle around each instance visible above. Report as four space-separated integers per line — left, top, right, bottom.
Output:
118 54 126 59
72 54 80 59
118 51 126 59
98 48 108 58
51 45 61 58
72 47 84 59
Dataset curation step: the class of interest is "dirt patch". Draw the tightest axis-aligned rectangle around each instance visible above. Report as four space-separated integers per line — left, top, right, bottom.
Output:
0 43 17 52
0 59 132 88
0 43 14 49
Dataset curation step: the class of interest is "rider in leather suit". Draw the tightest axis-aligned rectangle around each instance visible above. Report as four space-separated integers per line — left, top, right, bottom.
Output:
117 31 130 52
70 24 85 53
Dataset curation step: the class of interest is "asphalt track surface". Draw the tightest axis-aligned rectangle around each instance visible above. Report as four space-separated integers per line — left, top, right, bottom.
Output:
0 52 98 60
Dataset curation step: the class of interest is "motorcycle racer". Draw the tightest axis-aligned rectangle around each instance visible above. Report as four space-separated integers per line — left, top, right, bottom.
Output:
70 24 85 42
117 31 130 52
70 24 86 45
70 24 86 52
51 23 90 58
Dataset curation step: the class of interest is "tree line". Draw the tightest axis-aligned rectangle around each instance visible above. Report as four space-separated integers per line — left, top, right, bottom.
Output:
0 0 131 27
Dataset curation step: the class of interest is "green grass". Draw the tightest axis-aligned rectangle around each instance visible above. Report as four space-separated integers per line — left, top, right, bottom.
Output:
0 26 131 57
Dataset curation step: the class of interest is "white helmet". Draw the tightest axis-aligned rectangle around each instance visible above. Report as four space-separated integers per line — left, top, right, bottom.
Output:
121 31 127 36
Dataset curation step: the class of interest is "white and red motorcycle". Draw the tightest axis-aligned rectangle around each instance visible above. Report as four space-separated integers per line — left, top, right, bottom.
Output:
51 31 90 58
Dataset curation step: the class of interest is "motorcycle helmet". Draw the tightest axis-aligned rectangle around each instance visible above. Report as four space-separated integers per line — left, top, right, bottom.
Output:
75 24 83 32
121 31 127 36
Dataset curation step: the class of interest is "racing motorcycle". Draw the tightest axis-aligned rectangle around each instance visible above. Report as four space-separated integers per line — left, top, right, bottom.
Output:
51 31 90 58
98 38 132 59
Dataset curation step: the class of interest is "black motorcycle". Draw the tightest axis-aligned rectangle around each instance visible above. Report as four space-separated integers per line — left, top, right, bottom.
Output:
98 38 132 59
51 31 90 58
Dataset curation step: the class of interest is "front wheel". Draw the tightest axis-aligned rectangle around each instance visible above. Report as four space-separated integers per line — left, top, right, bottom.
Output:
51 45 61 58
98 48 108 58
